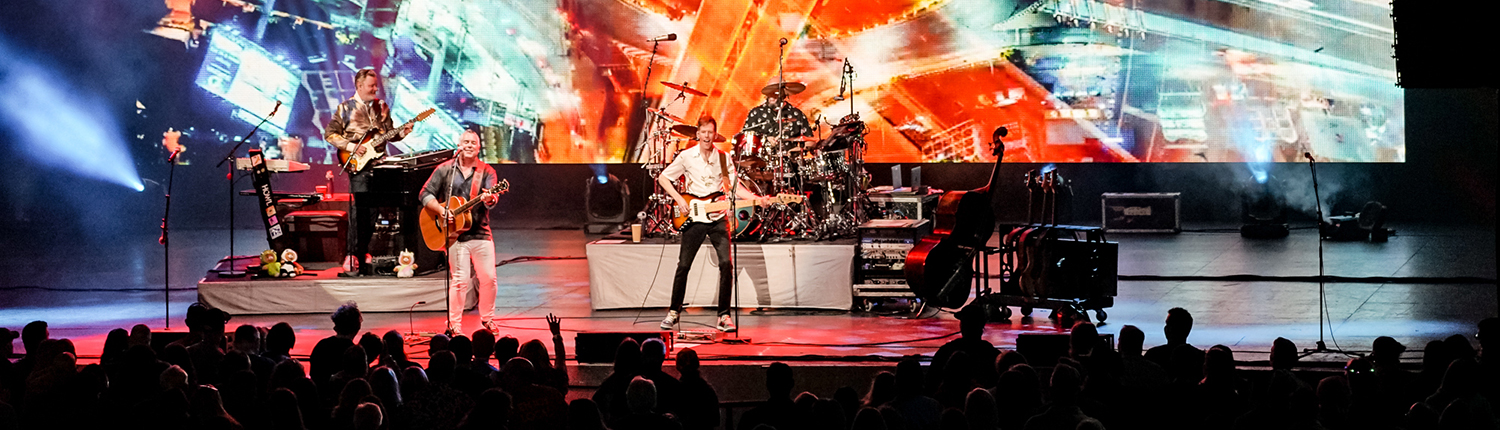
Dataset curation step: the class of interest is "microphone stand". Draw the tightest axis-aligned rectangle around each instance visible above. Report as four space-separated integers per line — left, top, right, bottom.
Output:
725 140 747 343
214 102 280 276
631 39 663 164
1301 152 1347 356
160 150 181 329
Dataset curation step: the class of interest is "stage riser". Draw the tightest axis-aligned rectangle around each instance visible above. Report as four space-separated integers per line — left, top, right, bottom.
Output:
587 241 856 310
197 258 485 314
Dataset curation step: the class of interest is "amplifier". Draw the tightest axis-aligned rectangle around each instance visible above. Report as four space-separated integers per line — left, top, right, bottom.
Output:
284 210 347 262
855 219 931 299
1101 193 1181 233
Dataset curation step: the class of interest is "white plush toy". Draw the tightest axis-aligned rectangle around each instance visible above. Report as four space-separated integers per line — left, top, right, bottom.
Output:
395 250 418 278
279 249 304 277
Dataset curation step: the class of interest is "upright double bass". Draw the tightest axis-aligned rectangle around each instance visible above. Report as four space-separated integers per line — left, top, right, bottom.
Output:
904 127 1007 308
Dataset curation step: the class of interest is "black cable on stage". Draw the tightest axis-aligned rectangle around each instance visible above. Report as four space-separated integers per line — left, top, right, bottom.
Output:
0 286 198 292
630 236 673 327
751 331 960 347
1115 274 1496 284
494 255 585 267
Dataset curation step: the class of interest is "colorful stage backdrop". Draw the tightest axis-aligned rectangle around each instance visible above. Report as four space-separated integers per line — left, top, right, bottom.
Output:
154 0 1403 164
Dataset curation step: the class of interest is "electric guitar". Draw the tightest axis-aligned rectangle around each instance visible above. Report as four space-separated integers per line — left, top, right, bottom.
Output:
420 179 510 251
338 108 437 173
671 192 804 230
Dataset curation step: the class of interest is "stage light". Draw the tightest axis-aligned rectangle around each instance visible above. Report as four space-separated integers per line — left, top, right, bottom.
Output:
584 172 630 234
1241 175 1288 239
0 39 143 192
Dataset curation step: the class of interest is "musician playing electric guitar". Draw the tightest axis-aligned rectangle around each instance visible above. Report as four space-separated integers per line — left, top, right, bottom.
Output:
656 116 773 333
420 129 501 336
326 68 414 276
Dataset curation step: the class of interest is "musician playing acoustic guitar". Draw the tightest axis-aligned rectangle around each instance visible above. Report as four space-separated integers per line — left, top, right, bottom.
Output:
420 129 501 336
656 116 772 333
326 68 413 276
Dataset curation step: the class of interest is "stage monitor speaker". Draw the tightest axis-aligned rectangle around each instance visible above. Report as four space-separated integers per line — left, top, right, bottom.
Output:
1016 333 1115 368
574 331 672 363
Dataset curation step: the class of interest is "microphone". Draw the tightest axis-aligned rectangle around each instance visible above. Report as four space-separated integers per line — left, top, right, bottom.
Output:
270 100 282 116
167 147 183 163
779 37 789 46
1304 152 1314 161
648 33 677 42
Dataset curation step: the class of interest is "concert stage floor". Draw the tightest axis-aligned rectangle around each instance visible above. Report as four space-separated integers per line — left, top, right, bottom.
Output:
2 220 1495 398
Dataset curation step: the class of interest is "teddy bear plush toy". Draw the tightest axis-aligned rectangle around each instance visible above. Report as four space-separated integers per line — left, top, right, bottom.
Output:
395 250 418 278
258 250 280 277
279 249 305 277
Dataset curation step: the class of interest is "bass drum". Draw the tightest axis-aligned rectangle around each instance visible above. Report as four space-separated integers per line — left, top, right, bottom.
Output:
728 206 762 240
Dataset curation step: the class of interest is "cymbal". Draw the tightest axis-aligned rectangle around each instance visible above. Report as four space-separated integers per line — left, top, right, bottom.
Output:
660 81 708 97
670 124 698 136
783 136 820 142
647 108 685 124
671 124 726 142
760 81 807 97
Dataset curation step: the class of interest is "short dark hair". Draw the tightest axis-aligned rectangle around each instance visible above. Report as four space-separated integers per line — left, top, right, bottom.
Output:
767 362 794 394
332 302 362 335
267 322 295 352
1166 307 1193 329
21 321 47 350
697 115 717 130
354 68 378 85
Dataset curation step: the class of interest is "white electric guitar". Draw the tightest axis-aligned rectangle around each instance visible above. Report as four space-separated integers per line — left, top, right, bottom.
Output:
672 192 804 229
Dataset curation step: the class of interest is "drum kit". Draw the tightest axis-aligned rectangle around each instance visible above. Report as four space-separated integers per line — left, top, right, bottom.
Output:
637 80 871 241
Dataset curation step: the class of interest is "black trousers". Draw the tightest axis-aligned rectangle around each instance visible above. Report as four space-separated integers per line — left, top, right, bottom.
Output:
346 170 374 260
670 219 734 316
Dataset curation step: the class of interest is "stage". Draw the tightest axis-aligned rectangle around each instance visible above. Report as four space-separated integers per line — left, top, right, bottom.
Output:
1 220 1496 400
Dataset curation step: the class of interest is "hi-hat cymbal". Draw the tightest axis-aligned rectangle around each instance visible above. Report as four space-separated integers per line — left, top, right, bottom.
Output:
660 81 708 97
760 81 807 97
783 135 819 142
647 108 685 124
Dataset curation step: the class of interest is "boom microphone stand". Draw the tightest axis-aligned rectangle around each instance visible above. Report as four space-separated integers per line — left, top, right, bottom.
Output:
213 101 281 276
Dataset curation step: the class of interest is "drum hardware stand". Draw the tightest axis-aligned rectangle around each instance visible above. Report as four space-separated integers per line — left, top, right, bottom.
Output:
637 88 695 240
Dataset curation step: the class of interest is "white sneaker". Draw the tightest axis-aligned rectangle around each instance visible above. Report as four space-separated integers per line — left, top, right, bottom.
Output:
660 310 680 330
716 315 737 333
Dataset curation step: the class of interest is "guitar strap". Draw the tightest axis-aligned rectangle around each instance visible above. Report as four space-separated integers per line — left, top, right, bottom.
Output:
469 164 483 200
718 151 729 185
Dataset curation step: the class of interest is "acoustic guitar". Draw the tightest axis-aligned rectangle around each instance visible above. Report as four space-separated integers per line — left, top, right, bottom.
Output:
672 192 804 236
903 127 1007 309
419 179 510 251
338 108 437 173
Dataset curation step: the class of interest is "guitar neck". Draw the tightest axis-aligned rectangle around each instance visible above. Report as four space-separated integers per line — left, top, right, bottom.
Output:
698 198 757 213
450 182 509 214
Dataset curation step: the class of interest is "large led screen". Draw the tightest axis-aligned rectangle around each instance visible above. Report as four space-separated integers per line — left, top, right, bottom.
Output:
157 0 1403 164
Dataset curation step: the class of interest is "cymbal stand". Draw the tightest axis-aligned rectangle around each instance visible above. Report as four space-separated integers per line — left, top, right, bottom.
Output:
637 90 690 239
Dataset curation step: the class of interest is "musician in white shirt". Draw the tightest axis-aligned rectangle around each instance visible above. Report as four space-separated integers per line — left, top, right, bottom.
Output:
656 116 770 333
